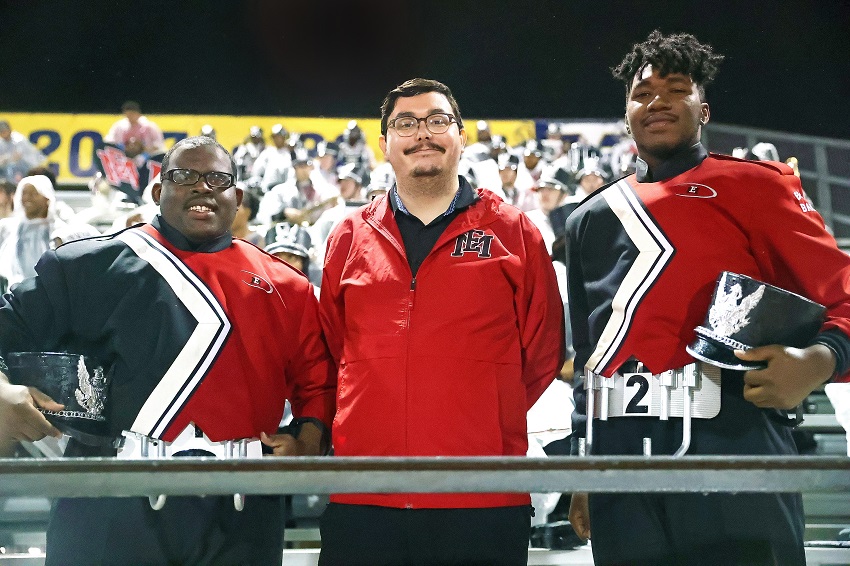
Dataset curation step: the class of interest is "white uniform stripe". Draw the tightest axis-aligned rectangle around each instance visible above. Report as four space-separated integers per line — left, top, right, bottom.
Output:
117 229 231 438
587 180 674 373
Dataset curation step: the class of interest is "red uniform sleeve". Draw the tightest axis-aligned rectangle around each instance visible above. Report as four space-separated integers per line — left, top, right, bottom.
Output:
286 281 337 428
746 166 850 382
517 214 566 408
318 220 354 365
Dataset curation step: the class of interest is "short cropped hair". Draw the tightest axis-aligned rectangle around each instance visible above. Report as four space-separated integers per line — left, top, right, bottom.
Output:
160 136 237 178
379 78 464 136
612 30 725 99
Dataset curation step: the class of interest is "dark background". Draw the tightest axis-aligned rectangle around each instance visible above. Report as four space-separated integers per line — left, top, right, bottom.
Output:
1 0 848 138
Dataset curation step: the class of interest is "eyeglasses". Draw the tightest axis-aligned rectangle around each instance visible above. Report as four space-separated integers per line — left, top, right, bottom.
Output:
388 113 458 137
162 168 235 189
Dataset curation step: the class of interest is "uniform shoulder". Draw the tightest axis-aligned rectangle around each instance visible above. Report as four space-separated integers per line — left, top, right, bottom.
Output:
565 176 625 228
52 224 132 260
708 152 796 177
231 239 314 290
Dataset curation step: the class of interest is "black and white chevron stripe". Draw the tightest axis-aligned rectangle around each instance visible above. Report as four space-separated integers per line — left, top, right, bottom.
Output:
586 180 675 374
117 228 231 438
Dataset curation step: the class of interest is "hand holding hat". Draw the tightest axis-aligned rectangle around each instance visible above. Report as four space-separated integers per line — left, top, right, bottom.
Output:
735 343 836 410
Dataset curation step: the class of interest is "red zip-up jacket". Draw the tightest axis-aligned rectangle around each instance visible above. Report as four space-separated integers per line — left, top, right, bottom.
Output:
320 188 565 508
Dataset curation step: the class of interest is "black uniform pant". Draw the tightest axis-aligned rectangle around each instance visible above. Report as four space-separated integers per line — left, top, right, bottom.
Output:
318 503 533 566
586 370 806 566
46 495 284 566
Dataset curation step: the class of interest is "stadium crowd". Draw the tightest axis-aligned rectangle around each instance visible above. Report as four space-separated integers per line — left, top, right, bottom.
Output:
1 28 843 565
0 110 649 295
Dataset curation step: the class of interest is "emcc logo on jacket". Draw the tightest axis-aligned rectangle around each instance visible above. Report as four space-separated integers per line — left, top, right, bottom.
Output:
451 229 494 258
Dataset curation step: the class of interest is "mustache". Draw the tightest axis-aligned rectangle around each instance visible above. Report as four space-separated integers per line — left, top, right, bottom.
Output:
404 142 446 155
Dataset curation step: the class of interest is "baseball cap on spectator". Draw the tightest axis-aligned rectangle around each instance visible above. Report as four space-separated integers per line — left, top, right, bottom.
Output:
317 141 340 158
266 223 311 259
534 166 573 192
576 164 609 181
292 148 312 166
337 163 365 185
498 153 520 171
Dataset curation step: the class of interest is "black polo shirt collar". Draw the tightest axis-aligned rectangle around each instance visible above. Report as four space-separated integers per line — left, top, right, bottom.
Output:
151 215 233 253
635 142 709 183
388 176 479 277
389 176 478 217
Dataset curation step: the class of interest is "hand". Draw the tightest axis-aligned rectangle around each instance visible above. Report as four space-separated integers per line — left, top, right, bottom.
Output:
260 421 324 456
735 343 836 410
568 492 591 540
0 379 64 442
559 358 575 383
284 208 307 225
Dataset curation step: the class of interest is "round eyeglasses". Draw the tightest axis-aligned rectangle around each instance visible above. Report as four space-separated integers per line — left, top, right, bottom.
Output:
388 113 458 137
162 168 235 189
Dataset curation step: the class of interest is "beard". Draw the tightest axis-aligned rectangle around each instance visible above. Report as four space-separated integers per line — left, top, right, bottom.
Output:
411 164 444 178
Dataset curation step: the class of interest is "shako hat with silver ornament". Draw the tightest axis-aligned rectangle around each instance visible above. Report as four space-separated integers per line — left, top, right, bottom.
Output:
686 271 826 371
5 352 111 446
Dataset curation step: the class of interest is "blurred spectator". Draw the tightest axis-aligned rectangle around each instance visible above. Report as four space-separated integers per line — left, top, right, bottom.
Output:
257 150 337 226
751 142 780 162
0 181 14 219
364 162 395 201
336 120 376 170
541 122 565 160
200 124 216 140
610 133 639 178
574 159 609 199
0 120 47 183
498 152 536 211
0 175 64 291
526 166 572 254
733 143 781 162
250 123 293 192
26 165 75 223
233 126 265 181
231 187 263 246
49 222 101 249
464 120 493 157
73 174 131 231
311 163 368 263
518 140 546 188
265 223 312 275
316 141 341 188
104 101 165 155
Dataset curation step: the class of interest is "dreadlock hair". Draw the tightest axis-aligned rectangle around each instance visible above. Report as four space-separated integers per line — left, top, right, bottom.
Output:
613 30 725 100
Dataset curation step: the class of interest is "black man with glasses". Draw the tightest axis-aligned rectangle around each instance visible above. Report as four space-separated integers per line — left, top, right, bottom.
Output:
318 78 565 566
0 136 336 565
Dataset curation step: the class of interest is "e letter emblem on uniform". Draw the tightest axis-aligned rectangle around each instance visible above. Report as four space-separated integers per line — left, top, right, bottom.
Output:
451 229 494 258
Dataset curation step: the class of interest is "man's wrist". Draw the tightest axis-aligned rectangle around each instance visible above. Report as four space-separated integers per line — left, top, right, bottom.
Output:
278 417 331 455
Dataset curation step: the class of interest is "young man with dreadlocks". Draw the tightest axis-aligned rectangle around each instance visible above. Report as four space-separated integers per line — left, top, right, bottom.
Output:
565 31 850 565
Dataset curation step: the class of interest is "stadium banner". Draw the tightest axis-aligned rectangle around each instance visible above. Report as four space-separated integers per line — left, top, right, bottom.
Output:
0 113 536 185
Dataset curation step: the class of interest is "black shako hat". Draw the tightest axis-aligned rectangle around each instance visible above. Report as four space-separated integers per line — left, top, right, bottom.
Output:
686 272 826 371
5 352 111 446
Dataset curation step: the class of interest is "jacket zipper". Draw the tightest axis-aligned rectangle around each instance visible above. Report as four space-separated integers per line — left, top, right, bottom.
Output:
406 278 416 329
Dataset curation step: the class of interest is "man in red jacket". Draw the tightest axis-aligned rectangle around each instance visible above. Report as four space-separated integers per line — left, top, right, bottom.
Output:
319 78 565 566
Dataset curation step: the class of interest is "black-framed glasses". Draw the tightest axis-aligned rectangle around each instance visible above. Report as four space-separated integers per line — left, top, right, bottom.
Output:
162 168 235 189
388 113 458 137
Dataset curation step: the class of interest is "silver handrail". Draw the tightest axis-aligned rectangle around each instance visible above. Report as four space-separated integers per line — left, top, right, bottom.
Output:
1 456 847 497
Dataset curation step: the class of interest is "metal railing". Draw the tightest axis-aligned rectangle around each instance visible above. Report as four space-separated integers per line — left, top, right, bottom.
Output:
1 456 848 498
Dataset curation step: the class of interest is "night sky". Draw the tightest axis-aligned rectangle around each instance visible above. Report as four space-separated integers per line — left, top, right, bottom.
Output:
1 0 848 139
